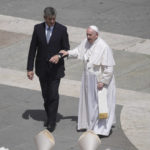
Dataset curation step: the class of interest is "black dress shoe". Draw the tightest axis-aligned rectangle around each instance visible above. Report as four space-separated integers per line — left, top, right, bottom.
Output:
47 123 56 132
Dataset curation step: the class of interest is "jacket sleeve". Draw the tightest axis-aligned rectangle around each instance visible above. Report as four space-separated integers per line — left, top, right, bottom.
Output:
61 27 70 51
27 25 38 71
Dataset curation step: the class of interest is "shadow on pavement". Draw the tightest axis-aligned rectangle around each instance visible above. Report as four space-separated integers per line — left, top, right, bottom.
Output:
22 109 77 123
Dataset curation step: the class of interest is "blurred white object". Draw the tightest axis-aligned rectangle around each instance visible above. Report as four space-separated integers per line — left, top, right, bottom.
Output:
0 147 9 150
78 130 101 150
34 129 55 150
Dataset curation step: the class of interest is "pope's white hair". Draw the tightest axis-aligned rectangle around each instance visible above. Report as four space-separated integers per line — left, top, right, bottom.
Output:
88 25 99 34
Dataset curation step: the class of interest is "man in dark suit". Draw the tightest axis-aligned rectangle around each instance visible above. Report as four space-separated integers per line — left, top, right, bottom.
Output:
27 7 70 132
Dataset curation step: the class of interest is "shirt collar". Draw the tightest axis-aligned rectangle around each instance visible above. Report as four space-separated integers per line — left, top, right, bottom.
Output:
45 23 54 30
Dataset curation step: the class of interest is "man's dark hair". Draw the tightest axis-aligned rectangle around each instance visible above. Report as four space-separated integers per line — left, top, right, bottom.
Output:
44 7 57 17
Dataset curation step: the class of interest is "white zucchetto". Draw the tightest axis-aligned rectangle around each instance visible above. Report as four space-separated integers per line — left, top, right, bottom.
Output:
89 25 99 34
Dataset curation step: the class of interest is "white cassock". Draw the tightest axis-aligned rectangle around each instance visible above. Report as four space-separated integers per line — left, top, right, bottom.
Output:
68 37 116 136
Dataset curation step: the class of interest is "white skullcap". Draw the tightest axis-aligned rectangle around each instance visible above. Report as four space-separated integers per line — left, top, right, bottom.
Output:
89 25 99 34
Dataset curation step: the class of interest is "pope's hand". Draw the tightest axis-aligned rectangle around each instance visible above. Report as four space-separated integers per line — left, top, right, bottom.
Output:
59 50 68 57
97 82 104 90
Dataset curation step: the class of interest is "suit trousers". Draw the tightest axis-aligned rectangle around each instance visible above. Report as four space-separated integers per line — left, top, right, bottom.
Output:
39 67 60 125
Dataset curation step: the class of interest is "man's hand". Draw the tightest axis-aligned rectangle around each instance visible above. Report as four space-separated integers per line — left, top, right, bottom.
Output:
97 82 104 90
27 71 34 80
49 55 60 64
59 50 68 57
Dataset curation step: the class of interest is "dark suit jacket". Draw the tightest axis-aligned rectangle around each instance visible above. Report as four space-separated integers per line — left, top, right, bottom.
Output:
27 22 70 78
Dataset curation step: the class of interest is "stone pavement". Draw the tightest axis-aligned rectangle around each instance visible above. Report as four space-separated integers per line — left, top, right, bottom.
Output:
0 14 150 150
0 84 138 150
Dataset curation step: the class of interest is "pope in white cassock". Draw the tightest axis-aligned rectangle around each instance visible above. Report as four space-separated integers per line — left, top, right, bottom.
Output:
59 25 116 136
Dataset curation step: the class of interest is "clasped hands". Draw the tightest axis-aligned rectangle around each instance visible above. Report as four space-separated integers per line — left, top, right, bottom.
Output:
49 50 68 64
